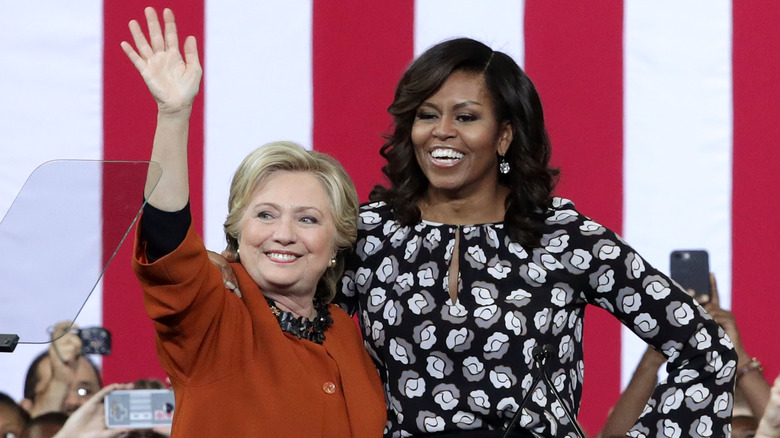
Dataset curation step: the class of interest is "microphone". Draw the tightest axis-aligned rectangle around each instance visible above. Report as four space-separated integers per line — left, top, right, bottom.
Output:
501 345 585 438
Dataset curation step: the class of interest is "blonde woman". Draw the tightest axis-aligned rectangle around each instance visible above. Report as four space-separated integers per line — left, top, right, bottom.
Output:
123 8 385 437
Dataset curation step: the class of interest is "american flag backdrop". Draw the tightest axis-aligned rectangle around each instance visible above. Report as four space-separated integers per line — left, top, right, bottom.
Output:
2 1 779 434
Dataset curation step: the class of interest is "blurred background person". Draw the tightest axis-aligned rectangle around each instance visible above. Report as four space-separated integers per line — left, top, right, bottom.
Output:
20 321 102 418
21 412 68 438
0 392 30 438
756 374 780 438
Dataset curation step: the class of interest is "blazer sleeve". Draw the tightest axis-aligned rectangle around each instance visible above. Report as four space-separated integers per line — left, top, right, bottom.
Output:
132 220 251 384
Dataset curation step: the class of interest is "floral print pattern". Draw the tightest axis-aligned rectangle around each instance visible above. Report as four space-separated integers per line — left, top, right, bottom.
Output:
340 198 736 437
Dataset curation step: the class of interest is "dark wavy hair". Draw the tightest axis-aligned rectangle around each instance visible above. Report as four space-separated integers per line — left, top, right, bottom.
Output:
369 38 559 247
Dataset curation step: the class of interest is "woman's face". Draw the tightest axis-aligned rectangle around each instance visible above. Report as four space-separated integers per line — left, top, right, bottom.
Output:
238 171 336 297
411 70 512 198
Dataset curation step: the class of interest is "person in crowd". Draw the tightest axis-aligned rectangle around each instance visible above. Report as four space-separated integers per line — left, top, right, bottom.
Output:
129 379 165 391
756 374 780 438
21 321 102 417
596 346 666 438
46 383 132 438
211 36 737 437
0 392 30 438
597 274 766 437
33 380 171 438
21 412 68 438
703 276 770 417
121 7 385 437
732 391 761 438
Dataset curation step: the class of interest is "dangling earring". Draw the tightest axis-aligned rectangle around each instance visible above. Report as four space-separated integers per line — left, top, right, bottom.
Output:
329 258 337 268
236 247 241 261
499 155 510 175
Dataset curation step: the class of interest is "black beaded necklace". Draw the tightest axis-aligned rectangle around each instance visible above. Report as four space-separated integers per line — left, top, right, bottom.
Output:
265 297 333 344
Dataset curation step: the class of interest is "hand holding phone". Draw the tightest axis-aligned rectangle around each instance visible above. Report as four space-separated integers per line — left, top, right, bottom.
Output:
669 249 711 297
53 383 134 436
77 327 112 355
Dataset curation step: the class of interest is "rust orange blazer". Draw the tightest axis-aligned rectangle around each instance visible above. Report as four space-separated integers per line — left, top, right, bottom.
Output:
133 225 386 437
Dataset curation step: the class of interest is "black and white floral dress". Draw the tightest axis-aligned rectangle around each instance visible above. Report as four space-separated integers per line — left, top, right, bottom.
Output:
339 198 736 438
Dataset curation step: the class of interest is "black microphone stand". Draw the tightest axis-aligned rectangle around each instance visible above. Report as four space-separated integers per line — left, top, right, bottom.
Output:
501 345 586 438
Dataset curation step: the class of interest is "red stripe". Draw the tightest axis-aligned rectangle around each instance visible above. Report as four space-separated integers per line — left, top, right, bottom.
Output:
312 0 415 202
732 1 780 383
102 0 205 385
524 1 624 434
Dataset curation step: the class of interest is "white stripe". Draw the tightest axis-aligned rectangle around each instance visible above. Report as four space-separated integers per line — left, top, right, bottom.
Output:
622 0 732 388
203 1 314 250
414 0 525 65
0 0 104 401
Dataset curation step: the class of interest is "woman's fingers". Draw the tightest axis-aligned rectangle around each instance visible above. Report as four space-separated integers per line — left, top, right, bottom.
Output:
145 6 165 54
121 6 202 110
708 273 720 307
162 8 180 55
119 41 145 74
128 18 152 60
183 35 200 70
127 7 177 61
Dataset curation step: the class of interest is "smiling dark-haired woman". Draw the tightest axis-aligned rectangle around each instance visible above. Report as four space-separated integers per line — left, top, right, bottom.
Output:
338 37 737 437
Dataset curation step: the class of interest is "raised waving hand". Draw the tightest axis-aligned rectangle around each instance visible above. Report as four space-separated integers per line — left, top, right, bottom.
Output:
121 7 201 114
121 7 202 211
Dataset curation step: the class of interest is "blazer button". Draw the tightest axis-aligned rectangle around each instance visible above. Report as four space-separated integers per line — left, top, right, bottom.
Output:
322 381 337 394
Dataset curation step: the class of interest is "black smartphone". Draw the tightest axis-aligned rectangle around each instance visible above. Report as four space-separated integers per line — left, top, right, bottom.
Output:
77 327 112 355
669 249 710 297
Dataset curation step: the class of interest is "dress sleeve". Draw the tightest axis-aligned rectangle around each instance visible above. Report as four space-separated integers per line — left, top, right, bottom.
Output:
550 204 737 437
336 248 361 316
336 203 388 316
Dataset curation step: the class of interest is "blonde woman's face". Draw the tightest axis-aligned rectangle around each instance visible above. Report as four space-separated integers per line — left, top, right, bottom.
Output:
238 171 336 297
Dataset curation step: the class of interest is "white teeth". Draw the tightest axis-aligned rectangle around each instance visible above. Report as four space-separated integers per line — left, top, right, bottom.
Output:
431 148 464 160
267 252 297 261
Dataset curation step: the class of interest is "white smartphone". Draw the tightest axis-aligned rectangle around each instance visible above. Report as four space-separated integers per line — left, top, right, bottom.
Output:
104 389 175 429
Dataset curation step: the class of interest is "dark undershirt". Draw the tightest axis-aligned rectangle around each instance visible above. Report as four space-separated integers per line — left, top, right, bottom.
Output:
141 202 191 262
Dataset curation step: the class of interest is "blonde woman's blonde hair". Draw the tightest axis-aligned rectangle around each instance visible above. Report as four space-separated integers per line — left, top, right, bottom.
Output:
224 141 358 303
